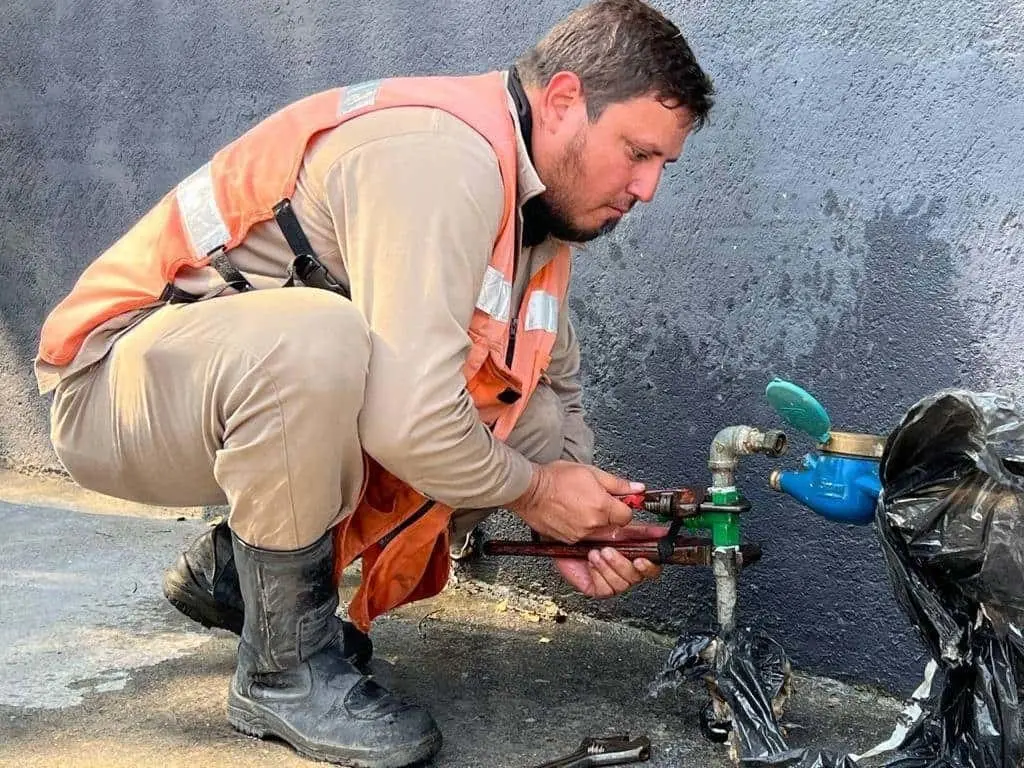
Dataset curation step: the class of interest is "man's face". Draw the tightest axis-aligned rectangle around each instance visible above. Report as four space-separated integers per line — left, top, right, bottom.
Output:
534 89 693 243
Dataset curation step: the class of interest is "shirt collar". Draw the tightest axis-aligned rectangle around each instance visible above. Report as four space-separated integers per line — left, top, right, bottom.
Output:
503 71 546 209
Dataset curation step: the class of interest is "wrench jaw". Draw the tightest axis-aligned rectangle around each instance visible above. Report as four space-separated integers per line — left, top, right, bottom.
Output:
583 735 652 766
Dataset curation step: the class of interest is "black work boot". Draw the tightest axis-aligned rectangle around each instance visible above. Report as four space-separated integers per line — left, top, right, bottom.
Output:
226 531 442 767
162 521 374 670
163 521 245 634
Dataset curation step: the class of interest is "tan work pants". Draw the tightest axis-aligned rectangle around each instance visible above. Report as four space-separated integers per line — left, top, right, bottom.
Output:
49 289 563 550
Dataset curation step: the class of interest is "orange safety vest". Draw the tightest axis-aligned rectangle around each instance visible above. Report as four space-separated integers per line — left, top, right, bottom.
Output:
37 72 572 632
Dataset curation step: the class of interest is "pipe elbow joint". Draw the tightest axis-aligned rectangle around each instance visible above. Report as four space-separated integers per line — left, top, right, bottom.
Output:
710 426 788 468
709 425 789 494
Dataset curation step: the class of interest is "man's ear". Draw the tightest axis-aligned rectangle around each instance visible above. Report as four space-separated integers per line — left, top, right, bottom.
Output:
537 71 587 133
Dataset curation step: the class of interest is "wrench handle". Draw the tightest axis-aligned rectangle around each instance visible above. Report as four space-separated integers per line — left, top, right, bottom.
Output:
481 540 762 568
482 540 709 565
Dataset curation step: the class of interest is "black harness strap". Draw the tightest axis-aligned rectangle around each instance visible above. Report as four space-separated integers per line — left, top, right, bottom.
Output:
160 247 250 305
160 283 203 304
161 198 350 304
377 500 437 551
210 247 254 294
274 199 351 299
508 66 550 248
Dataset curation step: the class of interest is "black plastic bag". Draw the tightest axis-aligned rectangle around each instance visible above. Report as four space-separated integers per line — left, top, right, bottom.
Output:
650 628 795 754
650 627 854 768
871 390 1024 767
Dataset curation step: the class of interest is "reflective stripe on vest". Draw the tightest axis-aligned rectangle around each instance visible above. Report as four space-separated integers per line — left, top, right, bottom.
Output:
177 162 230 258
475 265 512 322
524 290 559 333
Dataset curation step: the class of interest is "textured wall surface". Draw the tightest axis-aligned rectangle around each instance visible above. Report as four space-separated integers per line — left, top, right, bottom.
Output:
4 0 1024 692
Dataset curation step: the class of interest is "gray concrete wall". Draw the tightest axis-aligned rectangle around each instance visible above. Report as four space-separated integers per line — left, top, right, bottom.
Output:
3 0 1023 692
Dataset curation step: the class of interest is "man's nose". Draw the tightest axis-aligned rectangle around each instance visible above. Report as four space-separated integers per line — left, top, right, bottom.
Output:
626 164 663 203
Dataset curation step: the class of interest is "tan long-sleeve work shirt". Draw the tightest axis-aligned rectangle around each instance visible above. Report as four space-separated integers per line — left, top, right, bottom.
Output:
36 86 595 511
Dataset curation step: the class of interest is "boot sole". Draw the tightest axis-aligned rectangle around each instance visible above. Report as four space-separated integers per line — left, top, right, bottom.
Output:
227 692 442 768
162 555 244 635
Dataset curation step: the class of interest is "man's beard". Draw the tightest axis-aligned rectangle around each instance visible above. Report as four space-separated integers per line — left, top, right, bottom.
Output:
523 131 620 245
524 194 619 244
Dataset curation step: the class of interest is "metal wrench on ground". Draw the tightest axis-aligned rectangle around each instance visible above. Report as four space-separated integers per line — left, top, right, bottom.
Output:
531 734 651 767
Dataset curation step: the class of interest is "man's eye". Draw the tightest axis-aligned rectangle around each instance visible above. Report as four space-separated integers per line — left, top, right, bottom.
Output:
629 145 648 162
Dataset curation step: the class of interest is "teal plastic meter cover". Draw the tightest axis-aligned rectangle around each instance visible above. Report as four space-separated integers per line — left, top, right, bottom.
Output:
765 378 832 443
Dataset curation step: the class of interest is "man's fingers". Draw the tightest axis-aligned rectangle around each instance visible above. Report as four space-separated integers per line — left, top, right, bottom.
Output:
621 523 670 540
555 557 602 596
595 547 642 589
585 556 618 598
634 559 662 581
603 497 634 528
591 467 644 496
557 551 661 599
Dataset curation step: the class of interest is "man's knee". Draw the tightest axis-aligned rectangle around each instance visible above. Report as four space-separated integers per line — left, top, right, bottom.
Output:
206 290 372 548
505 384 564 465
243 288 371 393
50 288 373 511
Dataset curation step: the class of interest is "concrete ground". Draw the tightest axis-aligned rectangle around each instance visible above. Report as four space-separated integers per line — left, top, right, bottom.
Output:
0 471 906 768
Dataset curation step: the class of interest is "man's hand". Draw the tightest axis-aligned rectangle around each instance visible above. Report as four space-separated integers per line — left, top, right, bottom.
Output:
555 523 668 598
506 461 643 543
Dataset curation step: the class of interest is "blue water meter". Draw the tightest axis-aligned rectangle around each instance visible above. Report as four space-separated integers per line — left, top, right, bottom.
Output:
764 379 884 525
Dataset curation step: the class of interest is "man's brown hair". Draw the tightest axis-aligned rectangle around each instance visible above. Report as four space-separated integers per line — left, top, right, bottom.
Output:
516 0 714 129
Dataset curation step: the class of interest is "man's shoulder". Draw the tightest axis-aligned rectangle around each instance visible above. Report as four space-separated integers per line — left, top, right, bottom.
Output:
306 105 501 178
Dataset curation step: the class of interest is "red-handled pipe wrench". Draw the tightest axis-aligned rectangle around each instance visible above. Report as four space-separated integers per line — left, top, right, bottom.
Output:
481 488 761 569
